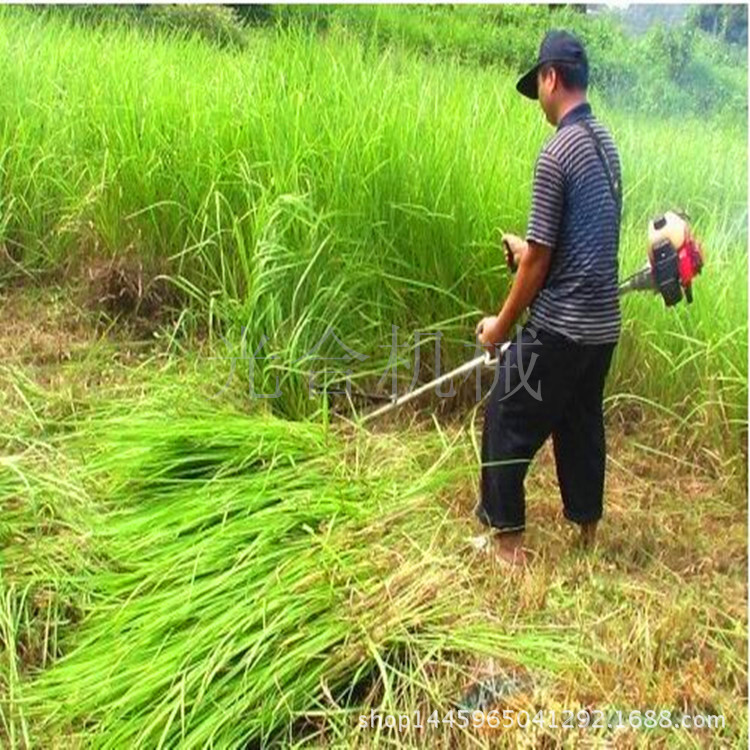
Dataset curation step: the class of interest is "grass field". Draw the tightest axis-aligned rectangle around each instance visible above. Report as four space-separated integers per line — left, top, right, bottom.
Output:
0 6 747 747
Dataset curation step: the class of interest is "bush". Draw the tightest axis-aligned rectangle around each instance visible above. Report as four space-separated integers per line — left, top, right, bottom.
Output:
643 23 695 81
36 4 248 49
228 4 273 27
689 4 748 46
143 5 248 49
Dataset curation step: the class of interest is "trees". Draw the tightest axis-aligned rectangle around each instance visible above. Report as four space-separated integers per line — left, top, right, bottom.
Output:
690 4 747 46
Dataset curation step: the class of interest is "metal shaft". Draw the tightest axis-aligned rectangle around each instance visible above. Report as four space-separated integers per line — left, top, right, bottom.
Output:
618 264 655 296
362 342 510 422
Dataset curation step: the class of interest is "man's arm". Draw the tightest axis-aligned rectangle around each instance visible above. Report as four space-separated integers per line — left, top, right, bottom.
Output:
477 241 552 349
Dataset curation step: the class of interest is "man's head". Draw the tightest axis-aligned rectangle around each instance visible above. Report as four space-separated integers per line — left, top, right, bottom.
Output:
516 30 589 125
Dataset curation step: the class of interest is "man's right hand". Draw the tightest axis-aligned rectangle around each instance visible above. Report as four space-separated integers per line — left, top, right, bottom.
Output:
476 315 506 354
502 233 527 272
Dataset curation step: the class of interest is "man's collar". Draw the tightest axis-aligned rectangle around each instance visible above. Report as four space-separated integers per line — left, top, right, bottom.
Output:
557 101 592 131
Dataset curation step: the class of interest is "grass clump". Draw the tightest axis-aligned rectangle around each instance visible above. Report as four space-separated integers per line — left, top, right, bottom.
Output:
36 4 249 49
0 436 94 747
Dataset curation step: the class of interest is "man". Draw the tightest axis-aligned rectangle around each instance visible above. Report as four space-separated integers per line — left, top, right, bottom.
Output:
475 30 622 566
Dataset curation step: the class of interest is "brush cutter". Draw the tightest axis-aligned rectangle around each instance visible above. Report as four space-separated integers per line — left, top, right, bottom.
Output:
363 212 703 423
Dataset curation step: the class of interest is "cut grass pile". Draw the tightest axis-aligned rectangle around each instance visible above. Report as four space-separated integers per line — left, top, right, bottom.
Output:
1 360 745 747
0 414 94 748
2 387 581 746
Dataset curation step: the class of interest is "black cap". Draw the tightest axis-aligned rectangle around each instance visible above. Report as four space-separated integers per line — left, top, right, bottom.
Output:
516 30 588 100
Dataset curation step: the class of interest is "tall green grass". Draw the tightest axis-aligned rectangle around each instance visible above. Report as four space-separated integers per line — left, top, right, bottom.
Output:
0 8 745 442
289 3 748 119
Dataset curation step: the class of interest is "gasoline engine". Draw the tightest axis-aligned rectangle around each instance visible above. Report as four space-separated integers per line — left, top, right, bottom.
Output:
618 211 704 305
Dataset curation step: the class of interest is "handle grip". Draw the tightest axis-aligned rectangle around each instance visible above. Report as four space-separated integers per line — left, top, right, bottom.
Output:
503 238 518 273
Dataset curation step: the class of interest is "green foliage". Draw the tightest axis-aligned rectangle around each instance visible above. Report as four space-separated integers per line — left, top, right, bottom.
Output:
274 3 336 31
36 4 140 29
37 4 249 49
227 3 274 27
620 22 747 118
278 4 746 120
35 5 748 119
646 23 695 80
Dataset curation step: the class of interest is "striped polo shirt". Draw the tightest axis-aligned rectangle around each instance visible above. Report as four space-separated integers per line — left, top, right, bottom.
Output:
525 102 622 345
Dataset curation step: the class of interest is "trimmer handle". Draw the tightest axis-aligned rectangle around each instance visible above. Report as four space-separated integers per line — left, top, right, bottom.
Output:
503 238 518 273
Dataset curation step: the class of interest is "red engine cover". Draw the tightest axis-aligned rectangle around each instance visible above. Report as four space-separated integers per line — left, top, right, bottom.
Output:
678 238 703 286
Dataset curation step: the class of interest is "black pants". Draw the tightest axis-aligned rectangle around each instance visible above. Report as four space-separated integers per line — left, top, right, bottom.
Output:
476 326 616 533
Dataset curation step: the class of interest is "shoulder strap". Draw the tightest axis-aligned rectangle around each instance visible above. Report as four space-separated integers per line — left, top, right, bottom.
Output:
578 120 622 219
